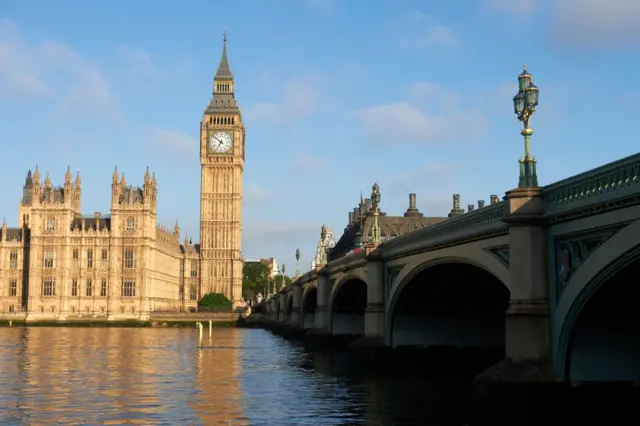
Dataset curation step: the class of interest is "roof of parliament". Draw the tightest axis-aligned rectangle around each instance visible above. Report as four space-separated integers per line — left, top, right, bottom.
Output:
329 192 447 261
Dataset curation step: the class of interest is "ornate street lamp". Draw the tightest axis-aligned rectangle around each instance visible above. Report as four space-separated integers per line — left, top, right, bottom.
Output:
295 248 300 276
280 264 286 289
513 64 540 188
371 183 381 244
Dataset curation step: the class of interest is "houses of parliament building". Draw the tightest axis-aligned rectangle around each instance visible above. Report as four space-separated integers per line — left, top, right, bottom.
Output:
0 35 245 320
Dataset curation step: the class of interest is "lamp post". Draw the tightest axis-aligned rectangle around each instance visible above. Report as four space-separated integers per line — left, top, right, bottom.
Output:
371 183 381 244
281 264 286 289
295 248 300 276
513 64 540 188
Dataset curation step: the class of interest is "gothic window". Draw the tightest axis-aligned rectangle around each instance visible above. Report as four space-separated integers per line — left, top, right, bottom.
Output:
126 217 136 232
124 249 136 269
190 261 197 278
101 248 108 268
43 278 56 296
45 217 56 232
86 279 93 297
87 249 93 269
43 248 55 268
71 279 78 297
189 283 198 301
122 279 136 297
72 248 79 267
100 279 107 297
9 251 18 269
9 280 17 297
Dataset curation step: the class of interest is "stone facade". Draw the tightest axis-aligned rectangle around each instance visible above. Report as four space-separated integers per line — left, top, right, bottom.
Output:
0 35 244 320
0 166 199 320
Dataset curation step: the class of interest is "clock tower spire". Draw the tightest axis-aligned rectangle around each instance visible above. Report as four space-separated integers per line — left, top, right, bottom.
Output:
206 28 238 112
199 29 245 307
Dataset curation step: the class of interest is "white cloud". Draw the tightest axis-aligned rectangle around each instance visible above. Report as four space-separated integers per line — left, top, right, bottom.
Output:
351 102 488 146
415 25 459 48
116 46 154 77
148 128 198 156
246 76 326 124
409 82 459 111
401 12 459 49
244 183 271 205
0 18 119 117
484 0 535 16
551 0 640 50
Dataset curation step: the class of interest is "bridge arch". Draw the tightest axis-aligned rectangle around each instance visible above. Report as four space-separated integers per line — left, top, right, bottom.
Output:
329 274 367 336
387 255 510 348
554 220 640 381
284 292 293 324
301 284 318 330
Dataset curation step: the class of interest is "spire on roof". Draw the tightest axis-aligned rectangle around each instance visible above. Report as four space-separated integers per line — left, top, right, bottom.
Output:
215 28 233 80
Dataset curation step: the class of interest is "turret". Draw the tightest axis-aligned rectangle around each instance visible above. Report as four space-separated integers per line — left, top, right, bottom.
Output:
22 169 33 206
64 166 72 187
73 170 82 213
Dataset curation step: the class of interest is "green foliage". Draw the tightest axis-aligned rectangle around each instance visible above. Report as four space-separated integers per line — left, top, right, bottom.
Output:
242 261 270 298
274 274 292 289
198 292 232 312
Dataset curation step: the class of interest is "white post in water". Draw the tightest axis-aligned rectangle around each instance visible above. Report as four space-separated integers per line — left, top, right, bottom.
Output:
9 321 12 327
198 322 203 348
209 320 212 340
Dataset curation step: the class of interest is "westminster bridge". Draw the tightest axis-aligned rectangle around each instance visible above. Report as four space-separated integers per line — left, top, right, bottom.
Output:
265 152 640 384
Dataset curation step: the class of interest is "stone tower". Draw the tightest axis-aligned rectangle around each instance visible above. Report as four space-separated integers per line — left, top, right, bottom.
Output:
199 31 245 305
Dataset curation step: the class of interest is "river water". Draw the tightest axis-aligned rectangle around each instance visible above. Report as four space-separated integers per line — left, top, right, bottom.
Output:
0 327 619 425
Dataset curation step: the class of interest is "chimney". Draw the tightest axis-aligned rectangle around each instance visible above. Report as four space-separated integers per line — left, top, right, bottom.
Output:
364 198 372 212
467 204 474 212
404 193 423 217
478 200 485 209
448 194 464 218
348 211 354 224
490 194 499 204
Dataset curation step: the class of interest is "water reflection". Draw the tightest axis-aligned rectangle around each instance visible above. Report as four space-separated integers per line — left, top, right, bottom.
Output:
0 327 482 425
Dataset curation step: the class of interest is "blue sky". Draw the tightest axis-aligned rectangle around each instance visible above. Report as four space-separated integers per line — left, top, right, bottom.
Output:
1 0 639 273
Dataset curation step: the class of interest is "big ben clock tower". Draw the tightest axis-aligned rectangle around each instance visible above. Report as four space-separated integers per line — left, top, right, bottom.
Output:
200 31 244 305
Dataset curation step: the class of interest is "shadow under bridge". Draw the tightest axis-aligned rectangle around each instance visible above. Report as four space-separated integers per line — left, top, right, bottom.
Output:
330 277 367 337
389 261 509 350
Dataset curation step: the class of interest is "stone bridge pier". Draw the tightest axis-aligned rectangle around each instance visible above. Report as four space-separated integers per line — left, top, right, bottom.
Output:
265 151 640 387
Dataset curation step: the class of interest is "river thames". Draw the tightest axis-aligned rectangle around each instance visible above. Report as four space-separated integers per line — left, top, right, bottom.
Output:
0 327 628 425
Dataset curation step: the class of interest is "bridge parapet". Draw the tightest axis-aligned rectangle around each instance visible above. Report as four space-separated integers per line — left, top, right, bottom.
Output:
376 201 507 259
542 153 640 221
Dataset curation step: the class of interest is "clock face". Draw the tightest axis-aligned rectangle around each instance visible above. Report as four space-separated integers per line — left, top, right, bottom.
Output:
209 131 233 153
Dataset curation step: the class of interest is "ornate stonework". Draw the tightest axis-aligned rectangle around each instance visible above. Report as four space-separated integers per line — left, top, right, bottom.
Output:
0 36 244 319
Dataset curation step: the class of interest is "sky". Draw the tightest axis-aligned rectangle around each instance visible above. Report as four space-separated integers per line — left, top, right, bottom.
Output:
1 0 639 273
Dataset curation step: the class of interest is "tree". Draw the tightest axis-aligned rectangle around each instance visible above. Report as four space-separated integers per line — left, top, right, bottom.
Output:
274 274 292 289
198 292 232 312
242 261 270 299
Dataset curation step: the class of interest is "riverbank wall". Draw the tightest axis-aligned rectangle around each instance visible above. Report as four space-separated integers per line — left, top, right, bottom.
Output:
0 312 243 328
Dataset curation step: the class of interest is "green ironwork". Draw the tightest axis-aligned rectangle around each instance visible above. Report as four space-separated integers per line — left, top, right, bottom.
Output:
319 225 328 265
385 266 403 304
486 245 510 268
542 153 640 218
513 64 540 188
